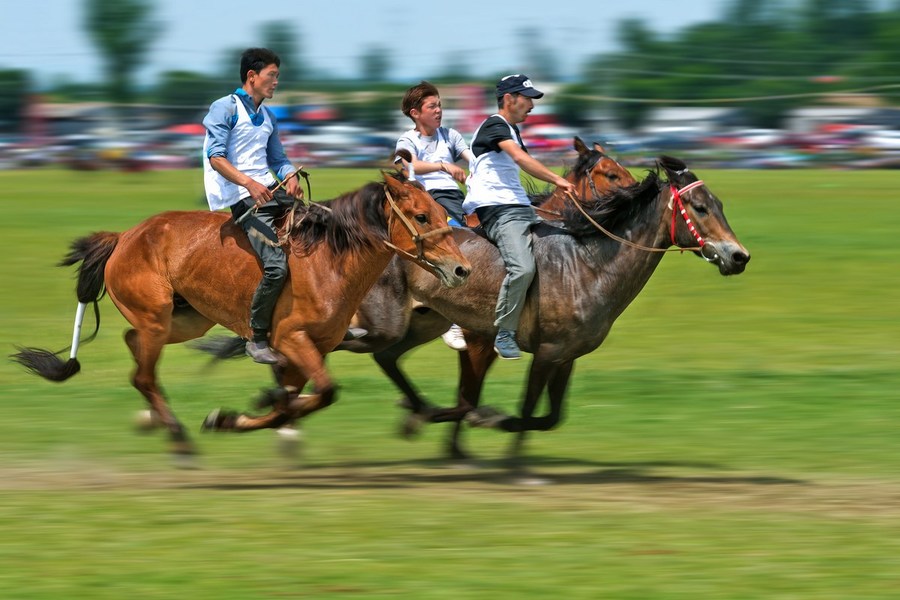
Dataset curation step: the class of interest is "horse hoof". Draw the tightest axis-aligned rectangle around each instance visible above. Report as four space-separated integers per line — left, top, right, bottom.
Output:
399 412 427 439
201 408 236 432
464 406 508 429
200 408 220 432
276 426 303 459
171 452 201 470
133 409 159 433
446 448 479 468
512 475 550 486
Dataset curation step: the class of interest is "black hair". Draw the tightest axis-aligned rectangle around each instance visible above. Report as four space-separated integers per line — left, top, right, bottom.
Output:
240 48 281 83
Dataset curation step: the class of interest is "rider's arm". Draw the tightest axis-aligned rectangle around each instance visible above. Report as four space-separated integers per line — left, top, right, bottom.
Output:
265 112 295 182
497 139 572 190
396 135 444 175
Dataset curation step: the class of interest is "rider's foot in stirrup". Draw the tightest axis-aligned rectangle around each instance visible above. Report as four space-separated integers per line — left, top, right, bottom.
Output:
493 329 521 360
441 323 468 351
245 340 279 364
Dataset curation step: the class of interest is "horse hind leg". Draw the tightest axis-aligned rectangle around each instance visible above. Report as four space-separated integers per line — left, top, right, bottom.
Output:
443 335 498 460
124 327 192 459
124 307 214 460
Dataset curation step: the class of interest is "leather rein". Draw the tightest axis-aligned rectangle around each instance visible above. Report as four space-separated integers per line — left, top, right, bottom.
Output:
382 186 453 269
565 178 716 261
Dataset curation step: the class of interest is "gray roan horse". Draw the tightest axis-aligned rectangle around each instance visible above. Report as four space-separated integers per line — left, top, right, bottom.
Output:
334 154 750 464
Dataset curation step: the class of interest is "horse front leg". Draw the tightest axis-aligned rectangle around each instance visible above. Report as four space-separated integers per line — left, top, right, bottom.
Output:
465 355 564 466
202 329 333 432
373 345 435 438
508 359 573 461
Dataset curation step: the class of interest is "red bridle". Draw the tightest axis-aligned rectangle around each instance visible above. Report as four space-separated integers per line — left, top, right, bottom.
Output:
670 180 706 248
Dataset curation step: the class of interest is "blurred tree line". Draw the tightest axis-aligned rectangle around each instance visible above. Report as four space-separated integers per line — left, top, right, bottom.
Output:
2 0 900 132
561 0 900 128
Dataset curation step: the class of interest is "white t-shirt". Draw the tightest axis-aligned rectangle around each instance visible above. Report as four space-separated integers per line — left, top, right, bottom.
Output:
395 127 469 191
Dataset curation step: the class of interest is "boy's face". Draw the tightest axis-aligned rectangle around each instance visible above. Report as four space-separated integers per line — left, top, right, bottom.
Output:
411 95 442 131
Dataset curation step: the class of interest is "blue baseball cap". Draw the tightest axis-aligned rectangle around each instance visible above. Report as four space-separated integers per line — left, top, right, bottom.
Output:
496 74 544 99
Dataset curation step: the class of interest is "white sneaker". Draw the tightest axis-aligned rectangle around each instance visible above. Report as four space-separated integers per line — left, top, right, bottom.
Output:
441 324 468 351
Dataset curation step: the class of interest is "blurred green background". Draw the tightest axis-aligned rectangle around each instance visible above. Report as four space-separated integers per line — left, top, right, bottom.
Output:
1 166 898 599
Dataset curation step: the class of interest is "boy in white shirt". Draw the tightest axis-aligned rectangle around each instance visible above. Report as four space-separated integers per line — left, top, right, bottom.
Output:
396 81 475 351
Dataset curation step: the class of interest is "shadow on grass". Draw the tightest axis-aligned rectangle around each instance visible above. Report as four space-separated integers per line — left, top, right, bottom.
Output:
179 455 807 491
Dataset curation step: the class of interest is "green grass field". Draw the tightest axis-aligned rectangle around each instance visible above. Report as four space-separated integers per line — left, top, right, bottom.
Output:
1 166 898 599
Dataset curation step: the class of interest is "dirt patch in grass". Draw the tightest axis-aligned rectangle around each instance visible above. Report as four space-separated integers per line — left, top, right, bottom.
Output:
2 456 899 519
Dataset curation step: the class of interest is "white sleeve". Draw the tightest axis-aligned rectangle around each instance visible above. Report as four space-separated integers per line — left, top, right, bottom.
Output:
447 128 469 162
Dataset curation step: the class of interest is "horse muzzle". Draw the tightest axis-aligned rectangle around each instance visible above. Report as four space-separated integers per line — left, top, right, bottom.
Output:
425 256 471 288
701 240 751 276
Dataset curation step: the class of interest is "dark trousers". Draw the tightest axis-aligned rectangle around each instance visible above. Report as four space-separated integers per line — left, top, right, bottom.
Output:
429 187 466 227
231 190 293 340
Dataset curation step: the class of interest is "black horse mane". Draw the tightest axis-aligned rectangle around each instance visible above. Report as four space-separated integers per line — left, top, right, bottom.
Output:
285 173 411 256
528 148 604 205
558 171 662 237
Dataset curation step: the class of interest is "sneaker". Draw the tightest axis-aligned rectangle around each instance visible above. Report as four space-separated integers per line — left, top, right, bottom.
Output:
493 329 521 360
441 323 468 351
245 340 279 364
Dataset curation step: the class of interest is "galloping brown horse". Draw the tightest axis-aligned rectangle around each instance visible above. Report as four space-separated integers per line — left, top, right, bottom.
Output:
12 173 470 457
342 155 749 464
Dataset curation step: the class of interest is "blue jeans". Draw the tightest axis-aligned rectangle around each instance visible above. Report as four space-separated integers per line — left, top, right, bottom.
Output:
475 204 540 331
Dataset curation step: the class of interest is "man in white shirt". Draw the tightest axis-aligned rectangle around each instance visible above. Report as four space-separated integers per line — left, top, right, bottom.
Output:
463 74 574 359
202 47 302 364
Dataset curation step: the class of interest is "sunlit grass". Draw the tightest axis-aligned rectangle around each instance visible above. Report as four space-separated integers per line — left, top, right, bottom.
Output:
0 167 898 599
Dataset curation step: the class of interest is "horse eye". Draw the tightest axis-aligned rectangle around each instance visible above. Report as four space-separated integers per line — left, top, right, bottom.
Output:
607 173 618 181
693 204 709 216
415 214 428 224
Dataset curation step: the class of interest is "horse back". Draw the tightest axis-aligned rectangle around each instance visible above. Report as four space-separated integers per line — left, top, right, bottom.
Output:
107 210 260 300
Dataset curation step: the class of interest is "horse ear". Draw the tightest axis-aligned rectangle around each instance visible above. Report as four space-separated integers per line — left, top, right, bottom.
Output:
657 155 690 183
592 141 607 154
383 172 405 195
573 136 588 156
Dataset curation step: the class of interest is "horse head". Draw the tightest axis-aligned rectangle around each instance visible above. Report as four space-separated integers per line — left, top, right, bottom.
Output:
572 137 637 197
382 173 471 288
658 155 750 275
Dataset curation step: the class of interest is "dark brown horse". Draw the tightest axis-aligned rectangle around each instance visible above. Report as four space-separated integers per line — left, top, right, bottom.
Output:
339 155 750 464
340 137 637 355
12 173 470 458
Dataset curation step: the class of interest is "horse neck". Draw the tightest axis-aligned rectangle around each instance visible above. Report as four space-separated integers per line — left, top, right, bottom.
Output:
336 246 395 302
290 195 396 321
576 188 672 309
534 171 582 216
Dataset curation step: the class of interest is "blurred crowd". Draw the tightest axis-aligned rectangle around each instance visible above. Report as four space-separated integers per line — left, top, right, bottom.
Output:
3 97 900 172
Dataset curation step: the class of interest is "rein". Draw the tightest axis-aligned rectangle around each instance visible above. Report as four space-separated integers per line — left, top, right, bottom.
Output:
382 186 453 267
534 153 606 220
565 179 708 255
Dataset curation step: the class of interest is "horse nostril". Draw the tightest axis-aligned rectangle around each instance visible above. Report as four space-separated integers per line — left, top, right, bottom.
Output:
455 266 470 279
733 251 750 265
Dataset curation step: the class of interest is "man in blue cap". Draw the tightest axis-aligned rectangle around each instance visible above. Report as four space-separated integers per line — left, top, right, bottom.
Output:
462 74 575 359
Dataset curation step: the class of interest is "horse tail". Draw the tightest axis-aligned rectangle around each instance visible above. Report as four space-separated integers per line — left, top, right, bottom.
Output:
188 335 247 361
10 232 120 382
